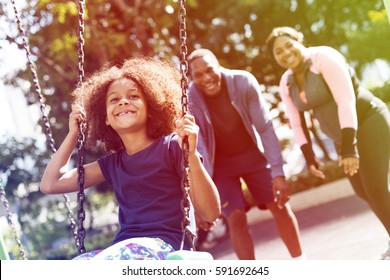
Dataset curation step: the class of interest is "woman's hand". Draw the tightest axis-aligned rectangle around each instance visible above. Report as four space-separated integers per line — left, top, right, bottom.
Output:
175 114 199 155
308 164 326 179
339 156 359 176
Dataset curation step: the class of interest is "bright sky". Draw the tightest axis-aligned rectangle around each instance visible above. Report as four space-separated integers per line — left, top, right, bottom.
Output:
0 39 40 139
0 0 42 140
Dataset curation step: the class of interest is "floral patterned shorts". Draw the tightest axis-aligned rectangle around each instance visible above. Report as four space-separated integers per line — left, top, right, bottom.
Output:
72 237 175 260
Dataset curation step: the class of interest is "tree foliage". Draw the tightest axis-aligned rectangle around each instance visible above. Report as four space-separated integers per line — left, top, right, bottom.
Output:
1 0 387 138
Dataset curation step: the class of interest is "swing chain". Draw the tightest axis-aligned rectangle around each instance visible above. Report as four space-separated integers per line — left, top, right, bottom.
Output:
10 0 56 155
179 0 189 117
0 176 27 260
178 0 196 249
76 136 86 254
76 0 87 255
9 0 79 248
77 0 86 89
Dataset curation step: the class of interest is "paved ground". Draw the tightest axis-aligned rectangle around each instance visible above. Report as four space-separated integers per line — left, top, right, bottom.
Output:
202 178 389 260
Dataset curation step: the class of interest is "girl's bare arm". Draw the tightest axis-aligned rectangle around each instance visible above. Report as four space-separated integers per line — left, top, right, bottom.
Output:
40 107 105 194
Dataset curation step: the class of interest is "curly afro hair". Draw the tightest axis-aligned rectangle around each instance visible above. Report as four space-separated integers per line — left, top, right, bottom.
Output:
71 57 183 152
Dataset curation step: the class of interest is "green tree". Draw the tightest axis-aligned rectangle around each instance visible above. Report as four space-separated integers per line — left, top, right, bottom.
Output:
1 0 387 133
348 8 390 71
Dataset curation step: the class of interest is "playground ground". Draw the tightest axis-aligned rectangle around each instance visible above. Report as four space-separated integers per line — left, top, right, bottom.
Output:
202 178 389 260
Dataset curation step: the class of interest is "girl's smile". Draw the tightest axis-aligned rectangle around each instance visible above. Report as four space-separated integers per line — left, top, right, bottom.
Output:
105 78 148 134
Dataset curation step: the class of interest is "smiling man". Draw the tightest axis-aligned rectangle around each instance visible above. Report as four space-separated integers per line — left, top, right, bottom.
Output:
187 48 305 260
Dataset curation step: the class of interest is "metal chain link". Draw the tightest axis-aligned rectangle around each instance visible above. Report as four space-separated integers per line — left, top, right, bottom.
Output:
9 0 79 252
0 176 27 260
10 0 56 154
75 0 87 255
178 0 196 250
179 0 189 117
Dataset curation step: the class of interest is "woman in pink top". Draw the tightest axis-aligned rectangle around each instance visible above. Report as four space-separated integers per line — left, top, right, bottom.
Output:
266 26 390 259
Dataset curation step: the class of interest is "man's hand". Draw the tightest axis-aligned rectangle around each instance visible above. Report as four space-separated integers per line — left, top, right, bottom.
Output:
272 176 291 209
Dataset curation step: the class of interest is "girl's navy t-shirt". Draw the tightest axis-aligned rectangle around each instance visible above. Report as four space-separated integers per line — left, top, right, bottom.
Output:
98 133 190 250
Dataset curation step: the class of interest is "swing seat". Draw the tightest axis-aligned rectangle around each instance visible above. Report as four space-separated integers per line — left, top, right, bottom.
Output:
167 250 213 260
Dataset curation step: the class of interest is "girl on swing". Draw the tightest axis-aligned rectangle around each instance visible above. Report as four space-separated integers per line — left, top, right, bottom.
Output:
40 57 221 260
